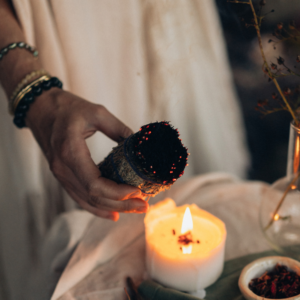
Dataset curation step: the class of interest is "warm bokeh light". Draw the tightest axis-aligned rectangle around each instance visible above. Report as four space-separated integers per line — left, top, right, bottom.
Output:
181 207 193 234
294 136 300 174
274 214 279 221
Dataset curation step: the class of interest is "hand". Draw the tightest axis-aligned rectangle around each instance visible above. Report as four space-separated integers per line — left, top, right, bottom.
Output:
25 88 149 221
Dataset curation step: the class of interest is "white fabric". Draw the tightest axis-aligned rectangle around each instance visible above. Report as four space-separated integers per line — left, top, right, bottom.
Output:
37 173 271 300
0 1 249 299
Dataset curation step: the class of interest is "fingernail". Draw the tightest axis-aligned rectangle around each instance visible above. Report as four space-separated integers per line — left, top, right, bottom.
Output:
110 212 119 221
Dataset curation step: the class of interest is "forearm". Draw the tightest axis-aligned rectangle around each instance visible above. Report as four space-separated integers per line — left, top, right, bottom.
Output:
0 0 42 98
0 0 148 218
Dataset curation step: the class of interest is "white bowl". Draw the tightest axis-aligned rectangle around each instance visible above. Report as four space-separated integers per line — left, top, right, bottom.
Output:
238 256 300 300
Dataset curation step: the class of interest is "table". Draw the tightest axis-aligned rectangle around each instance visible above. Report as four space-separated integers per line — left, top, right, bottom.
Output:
42 173 272 300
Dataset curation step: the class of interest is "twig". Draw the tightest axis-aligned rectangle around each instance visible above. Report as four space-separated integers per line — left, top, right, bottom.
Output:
125 287 131 300
247 0 299 126
230 0 299 126
126 277 144 300
264 171 300 231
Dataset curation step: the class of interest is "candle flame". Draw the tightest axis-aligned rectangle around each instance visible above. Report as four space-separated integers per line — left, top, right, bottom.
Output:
182 244 192 254
180 208 193 254
181 207 193 234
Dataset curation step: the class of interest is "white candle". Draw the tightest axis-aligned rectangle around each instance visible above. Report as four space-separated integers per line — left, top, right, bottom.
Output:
144 198 227 293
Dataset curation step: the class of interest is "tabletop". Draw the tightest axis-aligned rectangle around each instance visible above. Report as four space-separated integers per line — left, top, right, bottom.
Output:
47 173 272 300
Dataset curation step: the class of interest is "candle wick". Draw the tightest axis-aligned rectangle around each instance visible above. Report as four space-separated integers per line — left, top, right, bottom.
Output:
178 231 197 245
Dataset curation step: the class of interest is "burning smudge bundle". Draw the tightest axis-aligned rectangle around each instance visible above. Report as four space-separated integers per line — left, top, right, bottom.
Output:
98 121 189 196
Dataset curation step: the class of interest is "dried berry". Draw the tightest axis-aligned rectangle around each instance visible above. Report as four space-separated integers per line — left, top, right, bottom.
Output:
271 63 277 70
257 99 268 107
284 88 292 95
277 56 285 65
277 22 283 30
249 264 300 299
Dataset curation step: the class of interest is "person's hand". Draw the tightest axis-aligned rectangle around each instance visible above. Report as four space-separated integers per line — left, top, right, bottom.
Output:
25 88 149 221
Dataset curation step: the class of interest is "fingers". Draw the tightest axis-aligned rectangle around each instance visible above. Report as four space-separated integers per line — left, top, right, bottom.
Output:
65 186 120 221
96 177 146 200
61 136 144 200
63 174 148 218
40 93 148 218
91 105 133 142
86 196 149 213
54 148 148 215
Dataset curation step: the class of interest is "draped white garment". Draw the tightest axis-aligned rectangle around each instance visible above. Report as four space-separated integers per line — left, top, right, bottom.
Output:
0 1 249 299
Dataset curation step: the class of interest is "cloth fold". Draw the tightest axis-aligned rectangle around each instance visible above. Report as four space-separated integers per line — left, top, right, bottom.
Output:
1 1 250 297
47 173 272 300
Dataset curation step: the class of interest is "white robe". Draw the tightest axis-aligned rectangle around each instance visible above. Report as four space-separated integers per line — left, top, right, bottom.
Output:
0 1 249 299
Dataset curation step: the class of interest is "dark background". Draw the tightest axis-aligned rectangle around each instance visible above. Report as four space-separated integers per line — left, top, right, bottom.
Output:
216 0 300 183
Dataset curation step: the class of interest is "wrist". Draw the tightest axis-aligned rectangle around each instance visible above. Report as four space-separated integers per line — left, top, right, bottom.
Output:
10 76 64 129
25 87 64 129
0 51 43 97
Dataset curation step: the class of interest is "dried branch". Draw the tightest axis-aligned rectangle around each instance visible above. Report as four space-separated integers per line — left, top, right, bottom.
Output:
229 0 300 126
248 0 299 126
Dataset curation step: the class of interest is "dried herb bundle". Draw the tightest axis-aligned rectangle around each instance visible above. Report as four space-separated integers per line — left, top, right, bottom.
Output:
249 263 300 298
99 121 189 196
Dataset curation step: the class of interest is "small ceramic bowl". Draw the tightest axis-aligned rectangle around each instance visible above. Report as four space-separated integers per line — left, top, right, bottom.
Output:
238 256 300 300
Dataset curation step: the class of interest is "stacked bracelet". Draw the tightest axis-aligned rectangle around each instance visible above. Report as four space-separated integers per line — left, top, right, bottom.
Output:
11 75 50 115
13 76 63 128
9 69 50 112
0 42 38 61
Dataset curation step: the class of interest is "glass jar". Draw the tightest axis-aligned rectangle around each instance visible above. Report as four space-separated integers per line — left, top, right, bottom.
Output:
260 175 300 259
287 121 300 177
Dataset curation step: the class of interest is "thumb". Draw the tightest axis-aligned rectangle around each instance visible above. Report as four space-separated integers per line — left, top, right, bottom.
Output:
92 105 133 142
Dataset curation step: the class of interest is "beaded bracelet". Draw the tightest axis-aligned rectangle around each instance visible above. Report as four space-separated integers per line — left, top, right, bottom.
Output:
13 76 63 128
9 69 50 112
0 42 38 61
11 75 50 114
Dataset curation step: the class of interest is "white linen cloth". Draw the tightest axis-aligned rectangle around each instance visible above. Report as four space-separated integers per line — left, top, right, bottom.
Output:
29 173 271 300
0 1 250 299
